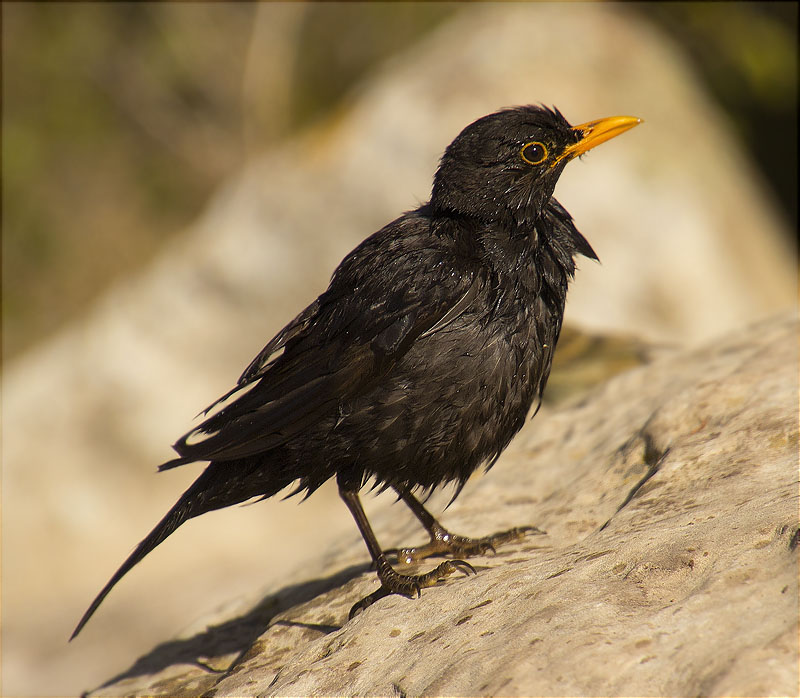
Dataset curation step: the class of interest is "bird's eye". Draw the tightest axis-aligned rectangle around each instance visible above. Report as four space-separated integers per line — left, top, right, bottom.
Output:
520 142 548 165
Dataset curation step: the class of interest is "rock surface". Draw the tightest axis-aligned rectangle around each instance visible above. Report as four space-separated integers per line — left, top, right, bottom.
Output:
87 312 799 697
3 4 796 696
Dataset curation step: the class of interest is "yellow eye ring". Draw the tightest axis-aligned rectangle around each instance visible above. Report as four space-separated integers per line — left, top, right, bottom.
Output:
520 141 548 165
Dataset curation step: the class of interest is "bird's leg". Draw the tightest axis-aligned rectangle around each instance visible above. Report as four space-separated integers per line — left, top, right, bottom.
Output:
338 481 474 619
392 485 543 564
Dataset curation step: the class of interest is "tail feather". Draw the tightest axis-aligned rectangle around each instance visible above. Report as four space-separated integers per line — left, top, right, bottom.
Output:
70 492 194 640
71 457 295 640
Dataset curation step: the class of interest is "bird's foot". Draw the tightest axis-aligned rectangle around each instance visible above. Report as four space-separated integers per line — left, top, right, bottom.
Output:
393 524 543 564
349 557 474 619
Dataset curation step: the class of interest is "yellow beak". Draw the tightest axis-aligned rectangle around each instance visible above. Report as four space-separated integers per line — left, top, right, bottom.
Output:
555 115 642 166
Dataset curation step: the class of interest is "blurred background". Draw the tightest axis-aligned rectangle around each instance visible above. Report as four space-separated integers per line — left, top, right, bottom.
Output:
3 2 797 360
2 2 797 696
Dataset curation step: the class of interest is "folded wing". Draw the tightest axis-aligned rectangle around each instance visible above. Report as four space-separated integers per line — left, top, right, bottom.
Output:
161 259 481 470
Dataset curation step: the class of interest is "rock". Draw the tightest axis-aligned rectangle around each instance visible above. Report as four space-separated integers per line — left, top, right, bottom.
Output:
87 312 798 697
3 3 795 696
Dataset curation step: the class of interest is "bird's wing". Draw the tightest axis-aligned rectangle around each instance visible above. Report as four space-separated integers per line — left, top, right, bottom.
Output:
190 298 323 419
161 252 480 469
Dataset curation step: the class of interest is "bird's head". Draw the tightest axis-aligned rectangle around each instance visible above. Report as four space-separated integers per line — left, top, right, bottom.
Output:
431 105 641 225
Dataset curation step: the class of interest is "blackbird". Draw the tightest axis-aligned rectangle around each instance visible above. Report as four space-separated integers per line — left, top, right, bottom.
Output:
72 105 640 639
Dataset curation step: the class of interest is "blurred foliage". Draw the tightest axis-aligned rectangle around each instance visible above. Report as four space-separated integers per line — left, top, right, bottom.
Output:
2 3 256 358
636 1 798 230
1 2 796 361
289 2 455 125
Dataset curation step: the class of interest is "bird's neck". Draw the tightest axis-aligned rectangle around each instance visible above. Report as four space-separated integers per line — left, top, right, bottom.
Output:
428 195 574 253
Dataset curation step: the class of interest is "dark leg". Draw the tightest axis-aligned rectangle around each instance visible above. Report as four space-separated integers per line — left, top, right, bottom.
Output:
338 480 474 619
392 484 543 564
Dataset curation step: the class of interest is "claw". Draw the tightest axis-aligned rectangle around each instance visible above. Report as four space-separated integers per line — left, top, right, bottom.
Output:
451 560 476 576
348 523 540 620
349 554 476 619
349 586 393 619
519 525 546 536
392 524 541 564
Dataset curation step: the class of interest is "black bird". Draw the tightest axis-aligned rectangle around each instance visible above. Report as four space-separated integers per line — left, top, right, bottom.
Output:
71 106 640 639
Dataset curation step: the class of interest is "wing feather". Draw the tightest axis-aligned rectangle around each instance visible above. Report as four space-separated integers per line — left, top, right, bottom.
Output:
161 226 481 470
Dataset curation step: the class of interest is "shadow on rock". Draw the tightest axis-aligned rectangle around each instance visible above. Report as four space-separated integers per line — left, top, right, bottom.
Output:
88 562 367 694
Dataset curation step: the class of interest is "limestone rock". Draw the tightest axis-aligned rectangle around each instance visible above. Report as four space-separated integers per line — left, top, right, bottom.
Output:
88 313 799 697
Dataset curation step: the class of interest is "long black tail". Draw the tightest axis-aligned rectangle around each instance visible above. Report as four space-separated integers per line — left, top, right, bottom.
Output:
70 460 286 640
70 490 193 640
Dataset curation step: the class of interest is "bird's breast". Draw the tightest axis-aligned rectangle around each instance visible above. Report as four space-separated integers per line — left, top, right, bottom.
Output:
350 271 560 488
